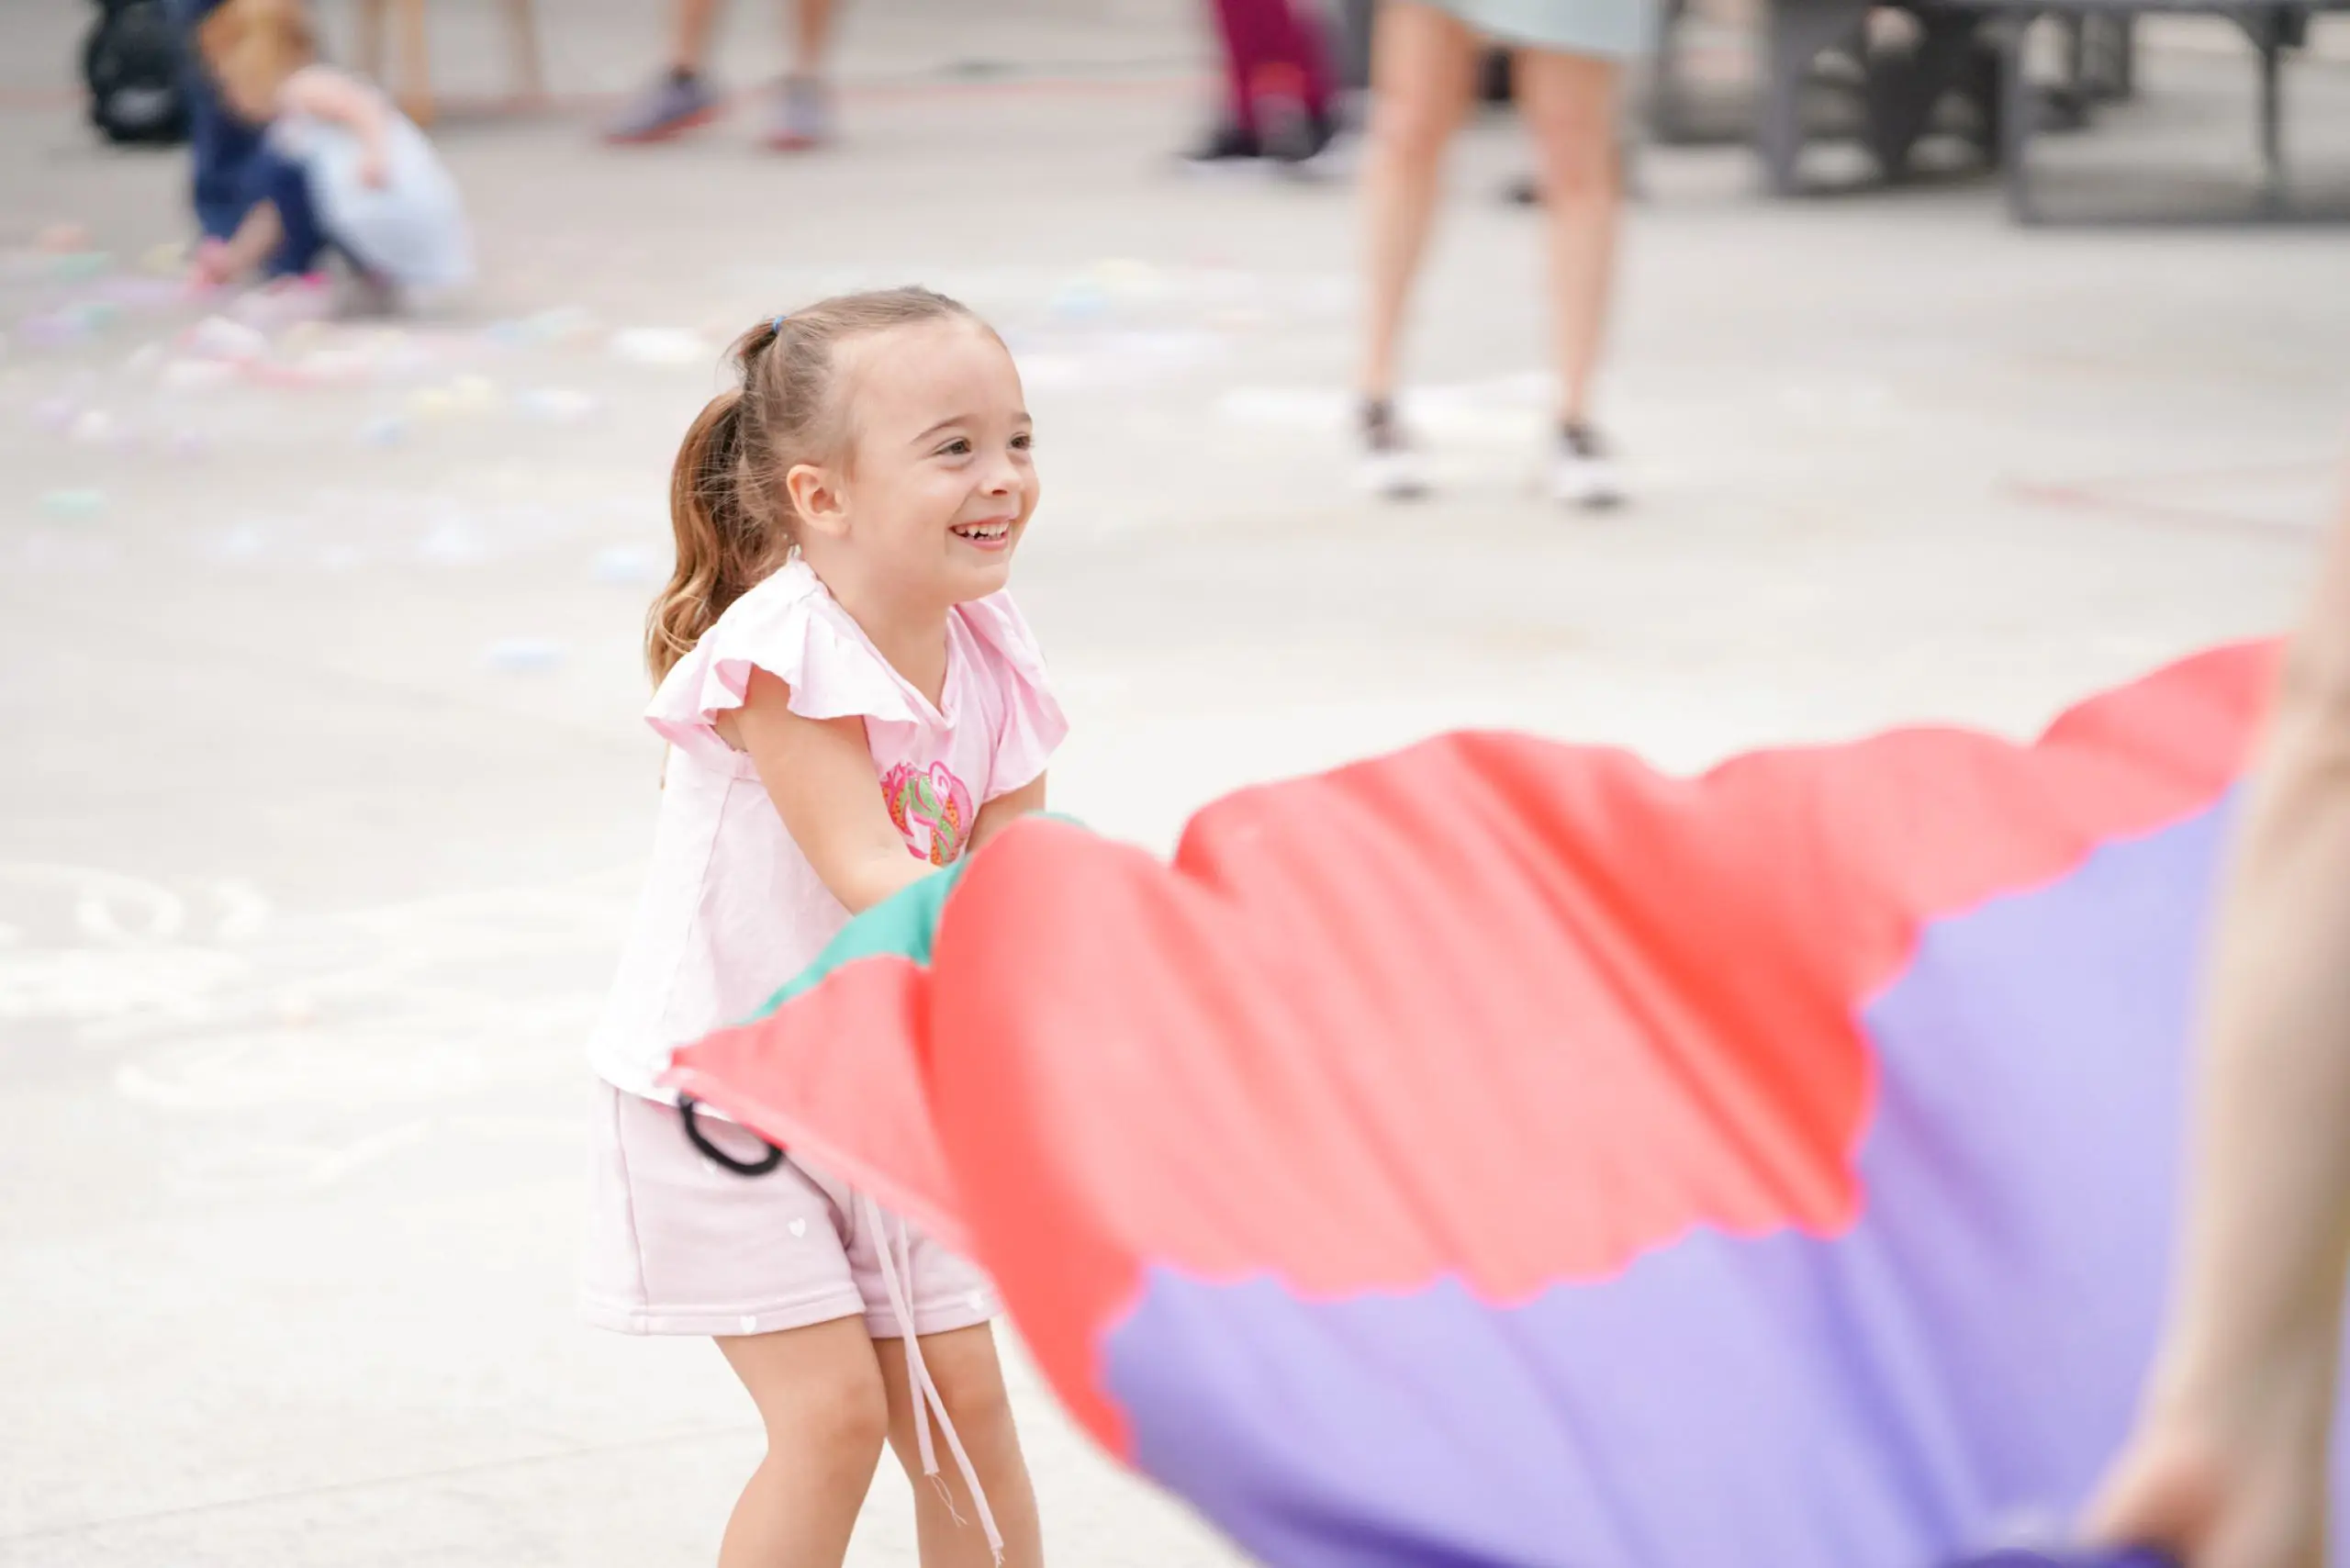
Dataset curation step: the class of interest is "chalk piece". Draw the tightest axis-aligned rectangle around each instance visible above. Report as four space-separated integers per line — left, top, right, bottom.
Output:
512 307 596 345
39 488 106 519
229 274 333 331
1048 282 1109 321
609 328 706 365
1091 257 1159 296
212 522 267 559
280 319 328 357
48 252 115 282
184 315 269 363
69 409 119 445
36 222 91 253
15 310 92 349
140 241 186 276
360 415 408 446
420 522 490 566
293 348 372 384
482 637 566 673
160 357 236 393
518 387 598 422
95 276 181 309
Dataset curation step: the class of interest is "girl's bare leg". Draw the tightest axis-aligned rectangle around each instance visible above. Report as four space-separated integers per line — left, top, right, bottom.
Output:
715 1316 890 1568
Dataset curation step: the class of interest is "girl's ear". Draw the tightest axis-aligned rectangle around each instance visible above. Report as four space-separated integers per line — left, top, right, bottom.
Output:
785 461 847 541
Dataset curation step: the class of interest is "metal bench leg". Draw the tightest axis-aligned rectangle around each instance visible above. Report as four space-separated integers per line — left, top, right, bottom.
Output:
2256 17 2284 213
1862 12 1984 181
2255 35 2275 212
1999 11 2042 222
1759 0 1868 194
1647 0 1695 143
2082 12 2133 98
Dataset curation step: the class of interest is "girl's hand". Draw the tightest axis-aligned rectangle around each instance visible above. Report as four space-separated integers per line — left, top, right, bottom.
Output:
189 238 235 288
2087 1384 2333 1568
969 773 1046 857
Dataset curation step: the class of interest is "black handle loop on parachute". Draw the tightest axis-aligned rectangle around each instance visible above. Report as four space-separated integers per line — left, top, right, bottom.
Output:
678 1094 785 1177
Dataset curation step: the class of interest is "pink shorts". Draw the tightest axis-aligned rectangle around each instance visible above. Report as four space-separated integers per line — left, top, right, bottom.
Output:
581 1084 1001 1339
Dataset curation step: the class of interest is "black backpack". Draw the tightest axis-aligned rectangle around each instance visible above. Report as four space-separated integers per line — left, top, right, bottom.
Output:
84 0 189 145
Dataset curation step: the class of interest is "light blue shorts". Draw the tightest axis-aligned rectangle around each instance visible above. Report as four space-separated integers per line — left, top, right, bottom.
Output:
1434 0 1653 60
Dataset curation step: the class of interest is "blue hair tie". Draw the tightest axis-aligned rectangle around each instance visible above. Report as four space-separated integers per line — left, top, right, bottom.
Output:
769 314 788 332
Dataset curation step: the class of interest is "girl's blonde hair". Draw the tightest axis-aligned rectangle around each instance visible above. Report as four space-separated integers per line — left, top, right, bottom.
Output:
647 286 985 681
197 0 317 118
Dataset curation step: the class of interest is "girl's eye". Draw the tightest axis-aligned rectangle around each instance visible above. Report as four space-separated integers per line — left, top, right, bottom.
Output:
1011 432 1033 452
937 437 972 457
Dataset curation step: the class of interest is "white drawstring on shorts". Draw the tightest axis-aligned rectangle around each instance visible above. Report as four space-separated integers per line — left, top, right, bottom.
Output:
863 1193 1003 1563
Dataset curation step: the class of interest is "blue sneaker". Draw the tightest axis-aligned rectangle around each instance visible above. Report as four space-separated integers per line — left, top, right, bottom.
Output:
761 75 834 151
605 72 722 144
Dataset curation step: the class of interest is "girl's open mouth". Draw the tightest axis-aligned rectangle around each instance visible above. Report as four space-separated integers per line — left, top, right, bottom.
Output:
951 520 1013 548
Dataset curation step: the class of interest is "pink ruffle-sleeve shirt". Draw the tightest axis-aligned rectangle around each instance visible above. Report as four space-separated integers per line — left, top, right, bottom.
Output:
588 555 1066 1101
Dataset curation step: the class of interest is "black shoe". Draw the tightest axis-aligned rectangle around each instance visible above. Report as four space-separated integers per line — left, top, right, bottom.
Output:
1262 103 1345 173
1181 120 1262 169
1251 81 1322 161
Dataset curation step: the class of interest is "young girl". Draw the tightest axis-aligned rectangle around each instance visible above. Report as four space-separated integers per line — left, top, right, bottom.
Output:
193 0 472 305
584 287 1056 1568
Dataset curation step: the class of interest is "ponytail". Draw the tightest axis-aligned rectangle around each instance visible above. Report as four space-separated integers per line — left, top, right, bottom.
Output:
647 387 756 679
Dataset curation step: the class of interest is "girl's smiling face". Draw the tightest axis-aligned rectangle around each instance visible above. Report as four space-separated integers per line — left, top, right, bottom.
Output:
788 318 1037 614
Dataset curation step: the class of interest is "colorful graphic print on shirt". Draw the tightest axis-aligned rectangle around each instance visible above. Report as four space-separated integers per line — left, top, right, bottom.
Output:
881 761 975 867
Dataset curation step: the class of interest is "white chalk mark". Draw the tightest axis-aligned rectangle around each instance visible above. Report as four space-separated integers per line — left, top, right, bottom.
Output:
75 882 185 945
111 1023 501 1112
169 1111 588 1193
210 879 273 943
5 861 637 1112
442 1113 583 1141
301 1119 439 1187
1 863 187 944
1 946 248 1025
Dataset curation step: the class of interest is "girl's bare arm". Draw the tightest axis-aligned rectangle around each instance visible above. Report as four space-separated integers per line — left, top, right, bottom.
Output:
725 669 932 915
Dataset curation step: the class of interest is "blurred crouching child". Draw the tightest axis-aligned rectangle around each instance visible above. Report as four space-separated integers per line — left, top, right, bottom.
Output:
192 0 472 308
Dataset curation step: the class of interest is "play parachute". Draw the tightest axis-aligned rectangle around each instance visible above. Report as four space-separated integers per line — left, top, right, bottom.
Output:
667 641 2329 1568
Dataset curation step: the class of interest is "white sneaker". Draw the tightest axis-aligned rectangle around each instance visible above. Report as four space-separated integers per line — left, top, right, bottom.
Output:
1359 444 1430 499
1359 398 1428 499
1550 423 1623 509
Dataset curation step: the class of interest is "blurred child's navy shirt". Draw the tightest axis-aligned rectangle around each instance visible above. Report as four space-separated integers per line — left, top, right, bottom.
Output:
168 0 321 274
